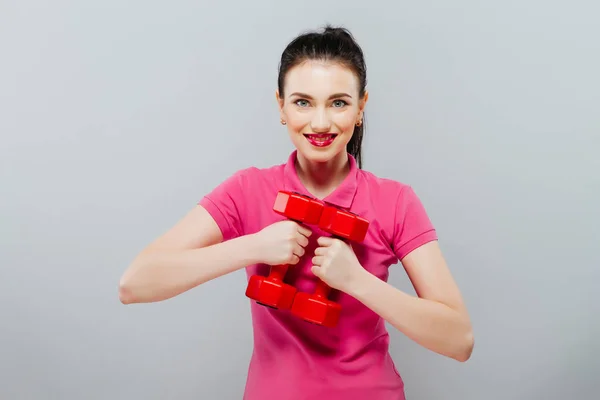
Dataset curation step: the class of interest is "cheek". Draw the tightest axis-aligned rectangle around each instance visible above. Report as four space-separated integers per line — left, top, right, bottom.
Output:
283 108 309 130
288 117 308 132
334 111 357 131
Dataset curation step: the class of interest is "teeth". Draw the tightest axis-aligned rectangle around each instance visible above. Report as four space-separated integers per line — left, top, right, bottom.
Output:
310 135 333 141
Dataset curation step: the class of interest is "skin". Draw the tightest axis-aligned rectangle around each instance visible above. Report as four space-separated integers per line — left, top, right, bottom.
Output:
118 59 473 364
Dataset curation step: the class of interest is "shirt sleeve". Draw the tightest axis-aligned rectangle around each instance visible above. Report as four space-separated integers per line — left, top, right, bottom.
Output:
392 185 438 261
197 169 249 242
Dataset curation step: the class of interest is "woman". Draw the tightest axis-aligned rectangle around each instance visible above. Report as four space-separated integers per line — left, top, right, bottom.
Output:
119 25 474 400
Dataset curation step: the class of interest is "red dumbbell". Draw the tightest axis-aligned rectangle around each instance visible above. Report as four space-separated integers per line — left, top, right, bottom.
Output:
245 191 324 310
290 206 369 327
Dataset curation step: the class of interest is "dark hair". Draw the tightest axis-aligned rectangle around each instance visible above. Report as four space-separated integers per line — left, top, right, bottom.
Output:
277 25 367 168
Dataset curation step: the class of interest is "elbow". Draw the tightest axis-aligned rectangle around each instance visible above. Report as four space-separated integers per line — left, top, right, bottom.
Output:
118 275 138 305
118 258 145 304
453 330 474 362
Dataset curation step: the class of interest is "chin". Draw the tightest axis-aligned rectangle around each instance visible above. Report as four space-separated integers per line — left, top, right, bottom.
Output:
297 143 348 164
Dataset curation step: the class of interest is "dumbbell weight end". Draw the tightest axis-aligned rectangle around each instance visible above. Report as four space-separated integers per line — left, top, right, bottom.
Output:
245 264 296 309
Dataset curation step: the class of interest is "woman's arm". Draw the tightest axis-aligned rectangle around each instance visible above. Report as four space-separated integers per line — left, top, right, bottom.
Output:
118 205 262 304
347 241 474 362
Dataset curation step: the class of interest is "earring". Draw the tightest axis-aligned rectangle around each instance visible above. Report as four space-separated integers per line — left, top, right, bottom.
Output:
280 119 287 125
356 119 363 127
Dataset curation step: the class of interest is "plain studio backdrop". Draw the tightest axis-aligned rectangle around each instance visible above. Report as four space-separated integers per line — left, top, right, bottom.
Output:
1 1 598 399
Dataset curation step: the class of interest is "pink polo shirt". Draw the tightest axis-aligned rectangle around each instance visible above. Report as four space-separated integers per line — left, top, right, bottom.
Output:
199 150 437 400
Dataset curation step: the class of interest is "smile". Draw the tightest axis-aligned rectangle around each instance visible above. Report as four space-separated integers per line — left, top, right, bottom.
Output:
303 133 338 147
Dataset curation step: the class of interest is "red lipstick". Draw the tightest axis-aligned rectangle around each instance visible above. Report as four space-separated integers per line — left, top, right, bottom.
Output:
303 133 337 148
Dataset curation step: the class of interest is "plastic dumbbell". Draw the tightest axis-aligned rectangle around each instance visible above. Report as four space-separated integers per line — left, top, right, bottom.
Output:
290 206 369 327
245 191 324 309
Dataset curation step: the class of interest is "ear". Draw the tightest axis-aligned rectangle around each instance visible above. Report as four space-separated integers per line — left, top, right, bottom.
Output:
275 90 285 120
359 90 369 113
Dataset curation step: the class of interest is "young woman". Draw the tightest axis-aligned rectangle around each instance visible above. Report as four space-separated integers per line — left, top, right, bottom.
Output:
119 25 474 400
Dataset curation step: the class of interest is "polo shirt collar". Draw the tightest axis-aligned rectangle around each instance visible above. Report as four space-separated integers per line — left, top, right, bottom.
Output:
283 150 359 209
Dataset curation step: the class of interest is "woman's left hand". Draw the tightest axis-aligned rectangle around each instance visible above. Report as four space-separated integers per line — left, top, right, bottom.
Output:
311 236 367 294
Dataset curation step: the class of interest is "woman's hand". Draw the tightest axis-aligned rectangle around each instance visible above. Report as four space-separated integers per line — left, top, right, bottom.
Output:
251 220 313 266
311 236 367 293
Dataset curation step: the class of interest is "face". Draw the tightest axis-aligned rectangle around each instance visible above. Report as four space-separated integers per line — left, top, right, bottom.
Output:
276 60 367 165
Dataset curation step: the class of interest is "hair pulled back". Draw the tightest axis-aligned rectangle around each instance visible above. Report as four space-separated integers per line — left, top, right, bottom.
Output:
277 25 367 168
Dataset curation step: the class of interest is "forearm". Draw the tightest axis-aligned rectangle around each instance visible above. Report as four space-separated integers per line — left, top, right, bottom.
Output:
119 234 260 304
348 271 474 362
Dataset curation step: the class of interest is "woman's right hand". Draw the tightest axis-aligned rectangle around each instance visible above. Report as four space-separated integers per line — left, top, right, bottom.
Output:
251 220 313 266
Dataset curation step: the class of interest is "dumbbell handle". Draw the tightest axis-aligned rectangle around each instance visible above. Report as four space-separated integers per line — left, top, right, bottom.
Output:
268 264 288 281
313 280 331 298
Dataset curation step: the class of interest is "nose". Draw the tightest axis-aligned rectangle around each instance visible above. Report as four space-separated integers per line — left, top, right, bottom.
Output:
310 107 331 132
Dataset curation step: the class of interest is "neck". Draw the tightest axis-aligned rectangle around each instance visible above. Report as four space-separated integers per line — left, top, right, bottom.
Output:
295 151 350 199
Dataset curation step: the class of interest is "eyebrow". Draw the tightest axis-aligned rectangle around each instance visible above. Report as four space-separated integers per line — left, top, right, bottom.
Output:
289 92 353 99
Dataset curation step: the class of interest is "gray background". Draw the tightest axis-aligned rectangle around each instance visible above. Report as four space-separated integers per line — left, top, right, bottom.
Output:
1 1 598 399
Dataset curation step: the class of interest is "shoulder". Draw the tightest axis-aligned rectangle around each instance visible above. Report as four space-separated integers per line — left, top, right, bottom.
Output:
356 168 433 231
198 162 287 239
215 162 286 190
200 161 287 209
357 169 437 257
356 169 413 205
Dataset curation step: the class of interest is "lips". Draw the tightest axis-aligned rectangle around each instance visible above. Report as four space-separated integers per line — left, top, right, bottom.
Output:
303 133 338 148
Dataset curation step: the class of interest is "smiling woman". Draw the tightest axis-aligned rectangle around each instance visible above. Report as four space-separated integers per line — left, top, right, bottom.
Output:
118 25 473 400
276 27 368 193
